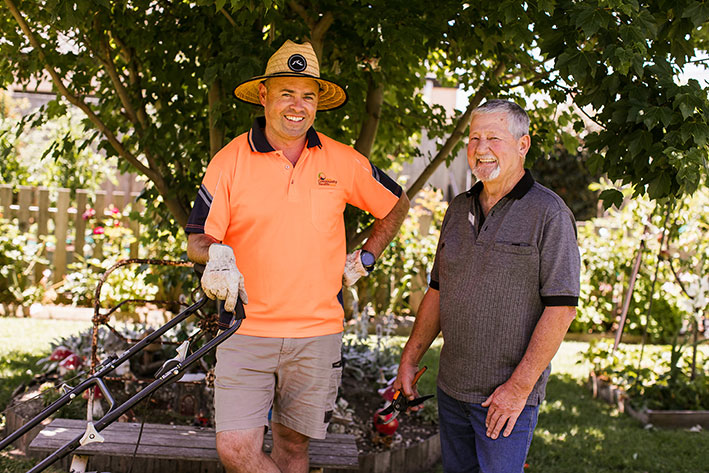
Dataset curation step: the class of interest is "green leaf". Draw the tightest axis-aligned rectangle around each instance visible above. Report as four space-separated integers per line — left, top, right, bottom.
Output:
561 132 579 154
690 123 709 147
679 101 695 120
657 107 674 128
628 135 644 157
647 173 671 199
586 153 604 175
599 189 624 210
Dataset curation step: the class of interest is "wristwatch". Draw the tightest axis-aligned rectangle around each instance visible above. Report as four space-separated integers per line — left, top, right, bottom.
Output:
360 250 376 273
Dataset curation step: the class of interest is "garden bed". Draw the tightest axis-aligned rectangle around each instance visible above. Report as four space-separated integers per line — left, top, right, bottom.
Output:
588 372 709 429
5 358 441 472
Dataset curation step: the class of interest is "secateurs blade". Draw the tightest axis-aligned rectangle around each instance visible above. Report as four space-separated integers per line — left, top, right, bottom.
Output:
378 366 434 424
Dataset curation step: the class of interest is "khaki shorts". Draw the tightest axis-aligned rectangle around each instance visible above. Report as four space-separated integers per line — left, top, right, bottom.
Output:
214 332 343 439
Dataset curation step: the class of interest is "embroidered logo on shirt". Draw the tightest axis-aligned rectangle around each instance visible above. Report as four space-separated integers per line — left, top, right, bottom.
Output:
317 172 338 187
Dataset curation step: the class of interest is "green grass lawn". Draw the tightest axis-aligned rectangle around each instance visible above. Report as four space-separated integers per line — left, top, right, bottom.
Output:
1 319 708 473
1 317 92 473
428 341 708 473
527 341 709 473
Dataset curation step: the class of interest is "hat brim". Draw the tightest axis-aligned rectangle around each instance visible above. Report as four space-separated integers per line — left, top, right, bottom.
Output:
233 73 348 111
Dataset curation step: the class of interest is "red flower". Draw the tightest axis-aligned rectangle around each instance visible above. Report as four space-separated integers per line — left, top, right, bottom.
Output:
93 226 105 235
59 354 82 371
49 346 73 361
82 208 96 220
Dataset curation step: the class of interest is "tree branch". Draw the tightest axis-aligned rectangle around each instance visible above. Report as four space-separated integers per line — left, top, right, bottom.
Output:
288 0 314 28
96 26 167 178
220 7 236 27
309 12 334 59
347 62 506 250
109 29 149 128
287 0 333 59
406 61 506 198
4 0 189 226
98 32 147 131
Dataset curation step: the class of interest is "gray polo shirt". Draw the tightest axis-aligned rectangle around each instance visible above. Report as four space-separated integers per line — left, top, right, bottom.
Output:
430 169 580 406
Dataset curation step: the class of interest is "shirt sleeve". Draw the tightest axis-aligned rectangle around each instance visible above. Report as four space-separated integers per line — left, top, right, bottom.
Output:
346 153 402 219
429 204 454 290
184 147 234 241
539 208 581 307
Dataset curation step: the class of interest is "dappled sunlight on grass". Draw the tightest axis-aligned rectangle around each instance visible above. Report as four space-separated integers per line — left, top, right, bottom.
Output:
527 367 709 473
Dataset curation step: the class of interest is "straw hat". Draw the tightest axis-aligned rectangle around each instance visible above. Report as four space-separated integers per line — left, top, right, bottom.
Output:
233 40 348 111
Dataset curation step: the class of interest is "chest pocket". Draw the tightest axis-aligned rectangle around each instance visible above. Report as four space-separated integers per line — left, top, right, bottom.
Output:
310 188 345 233
492 241 533 255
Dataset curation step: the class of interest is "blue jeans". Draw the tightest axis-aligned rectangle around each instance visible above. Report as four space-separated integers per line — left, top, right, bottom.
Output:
437 386 539 473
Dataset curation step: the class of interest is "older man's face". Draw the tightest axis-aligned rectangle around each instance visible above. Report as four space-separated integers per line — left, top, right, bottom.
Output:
467 112 528 183
259 77 320 144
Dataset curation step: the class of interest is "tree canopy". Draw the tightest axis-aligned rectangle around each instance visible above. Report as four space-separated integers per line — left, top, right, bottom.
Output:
2 0 708 241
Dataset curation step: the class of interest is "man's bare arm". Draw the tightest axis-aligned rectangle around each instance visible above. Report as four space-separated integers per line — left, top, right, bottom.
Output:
395 288 441 400
362 192 410 258
187 233 219 264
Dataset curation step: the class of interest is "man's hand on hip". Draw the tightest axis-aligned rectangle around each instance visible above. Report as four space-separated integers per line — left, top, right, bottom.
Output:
343 249 369 286
201 243 248 311
480 380 529 439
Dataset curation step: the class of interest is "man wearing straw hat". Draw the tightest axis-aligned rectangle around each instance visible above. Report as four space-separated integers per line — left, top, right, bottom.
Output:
185 40 409 473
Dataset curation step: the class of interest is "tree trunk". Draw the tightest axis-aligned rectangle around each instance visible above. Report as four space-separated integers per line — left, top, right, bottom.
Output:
354 75 384 158
209 79 225 158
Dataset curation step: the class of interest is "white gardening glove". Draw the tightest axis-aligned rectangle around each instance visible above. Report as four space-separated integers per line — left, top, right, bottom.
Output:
343 249 369 287
201 243 248 312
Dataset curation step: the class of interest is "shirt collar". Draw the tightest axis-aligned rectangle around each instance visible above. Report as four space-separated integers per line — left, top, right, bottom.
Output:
466 169 535 200
247 116 322 153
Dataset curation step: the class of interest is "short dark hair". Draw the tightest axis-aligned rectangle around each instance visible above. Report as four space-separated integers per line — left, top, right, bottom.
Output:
472 99 530 139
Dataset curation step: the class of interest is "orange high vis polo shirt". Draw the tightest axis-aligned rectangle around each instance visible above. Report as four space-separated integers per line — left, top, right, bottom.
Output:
186 117 402 338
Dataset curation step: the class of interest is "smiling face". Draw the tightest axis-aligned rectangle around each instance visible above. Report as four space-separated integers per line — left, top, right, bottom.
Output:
259 76 320 147
467 111 530 184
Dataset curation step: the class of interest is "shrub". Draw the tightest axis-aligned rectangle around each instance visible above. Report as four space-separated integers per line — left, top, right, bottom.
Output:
0 219 50 316
58 205 196 311
350 187 447 322
581 338 709 411
575 185 709 343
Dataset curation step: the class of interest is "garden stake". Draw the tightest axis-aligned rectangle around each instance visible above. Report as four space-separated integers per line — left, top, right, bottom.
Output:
635 202 673 382
612 223 649 355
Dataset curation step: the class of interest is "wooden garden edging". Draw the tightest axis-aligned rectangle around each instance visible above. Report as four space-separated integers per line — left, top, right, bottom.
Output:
28 418 358 473
358 432 441 473
0 184 142 283
588 372 709 429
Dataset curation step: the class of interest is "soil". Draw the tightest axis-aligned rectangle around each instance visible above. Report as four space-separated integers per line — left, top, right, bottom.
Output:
8 366 438 457
332 372 439 455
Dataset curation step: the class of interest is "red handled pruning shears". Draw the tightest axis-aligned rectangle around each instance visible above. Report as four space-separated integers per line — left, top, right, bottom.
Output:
378 366 434 424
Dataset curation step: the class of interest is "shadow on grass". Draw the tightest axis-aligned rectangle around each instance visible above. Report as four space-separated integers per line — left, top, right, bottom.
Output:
527 373 709 473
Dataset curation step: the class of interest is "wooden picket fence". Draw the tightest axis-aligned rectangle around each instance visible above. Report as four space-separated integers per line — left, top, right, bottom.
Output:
0 184 142 283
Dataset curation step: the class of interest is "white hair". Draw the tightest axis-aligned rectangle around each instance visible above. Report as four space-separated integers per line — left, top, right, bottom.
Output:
472 99 530 139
